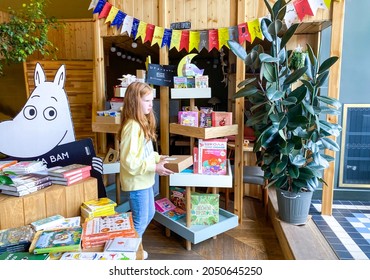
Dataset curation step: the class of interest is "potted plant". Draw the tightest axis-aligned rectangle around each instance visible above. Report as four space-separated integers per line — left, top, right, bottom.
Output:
228 0 342 224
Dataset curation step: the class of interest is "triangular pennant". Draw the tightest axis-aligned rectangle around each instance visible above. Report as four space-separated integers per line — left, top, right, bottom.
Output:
324 0 331 9
170 30 182 51
136 21 147 41
152 26 164 47
98 2 112 19
93 0 106 14
228 26 238 42
238 22 251 44
131 18 140 39
218 27 230 50
111 11 126 28
179 30 189 52
199 30 209 51
293 0 314 21
189 31 200 52
317 0 329 10
144 24 155 43
161 28 172 48
308 0 322 15
105 6 118 24
121 15 134 36
247 19 262 43
208 29 219 51
284 2 299 28
88 0 99 10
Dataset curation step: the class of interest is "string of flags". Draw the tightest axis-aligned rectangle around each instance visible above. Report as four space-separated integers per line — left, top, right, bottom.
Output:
89 0 332 53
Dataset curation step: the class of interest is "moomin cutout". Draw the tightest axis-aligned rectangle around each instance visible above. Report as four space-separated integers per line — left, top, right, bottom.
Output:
0 63 75 157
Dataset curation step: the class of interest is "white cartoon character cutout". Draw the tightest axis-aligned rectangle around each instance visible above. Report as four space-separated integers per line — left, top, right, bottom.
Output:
0 63 75 157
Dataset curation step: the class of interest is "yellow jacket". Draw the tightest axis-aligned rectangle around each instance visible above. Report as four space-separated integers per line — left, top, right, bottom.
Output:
119 119 160 191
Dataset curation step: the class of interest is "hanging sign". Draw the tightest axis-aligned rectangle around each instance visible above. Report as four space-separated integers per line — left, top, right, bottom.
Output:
147 64 177 87
170 21 191 30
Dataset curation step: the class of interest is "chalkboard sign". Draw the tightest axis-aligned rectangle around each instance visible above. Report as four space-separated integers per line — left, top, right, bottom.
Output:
147 64 176 87
339 104 370 188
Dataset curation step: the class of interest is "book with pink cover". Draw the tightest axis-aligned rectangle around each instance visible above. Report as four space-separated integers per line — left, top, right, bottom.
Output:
198 138 228 175
155 197 176 213
211 111 232 127
178 111 199 127
47 164 91 178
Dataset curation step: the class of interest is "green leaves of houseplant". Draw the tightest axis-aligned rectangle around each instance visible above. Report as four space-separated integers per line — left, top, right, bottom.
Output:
228 0 341 193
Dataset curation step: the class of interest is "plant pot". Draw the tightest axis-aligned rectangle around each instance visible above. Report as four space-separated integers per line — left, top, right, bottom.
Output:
276 189 313 225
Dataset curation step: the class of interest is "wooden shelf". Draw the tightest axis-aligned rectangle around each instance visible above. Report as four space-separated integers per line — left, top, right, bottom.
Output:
170 123 238 139
171 88 211 99
92 122 120 134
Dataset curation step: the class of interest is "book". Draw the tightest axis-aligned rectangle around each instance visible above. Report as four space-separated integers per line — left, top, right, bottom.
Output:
169 186 187 211
155 197 176 213
104 237 142 252
178 111 199 127
0 225 35 253
52 216 81 229
0 188 32 197
30 214 65 231
211 111 233 127
0 160 18 171
198 138 228 175
32 227 83 254
0 173 50 191
2 160 46 174
60 251 136 260
190 193 220 225
49 170 91 185
80 205 116 219
47 163 92 178
163 207 186 221
82 197 117 212
0 251 49 260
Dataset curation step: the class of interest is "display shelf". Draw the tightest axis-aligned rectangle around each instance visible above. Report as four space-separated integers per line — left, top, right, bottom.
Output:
169 160 233 187
171 88 211 99
154 209 238 244
170 123 238 139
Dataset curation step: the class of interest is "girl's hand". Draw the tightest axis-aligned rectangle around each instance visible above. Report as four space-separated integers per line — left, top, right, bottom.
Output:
155 159 174 176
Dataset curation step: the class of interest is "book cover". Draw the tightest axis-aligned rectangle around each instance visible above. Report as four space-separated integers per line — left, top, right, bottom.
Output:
50 170 91 185
211 111 233 127
33 227 82 254
52 216 81 229
193 147 199 174
60 251 136 260
190 193 220 225
80 205 116 219
0 251 49 260
104 237 142 252
0 225 35 253
0 173 50 191
163 207 186 221
30 214 65 231
169 186 187 210
47 164 92 178
199 108 213 128
178 111 199 127
0 160 18 171
198 138 228 175
82 197 117 212
155 197 176 213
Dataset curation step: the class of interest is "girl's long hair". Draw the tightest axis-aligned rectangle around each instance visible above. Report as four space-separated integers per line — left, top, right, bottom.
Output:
119 82 157 142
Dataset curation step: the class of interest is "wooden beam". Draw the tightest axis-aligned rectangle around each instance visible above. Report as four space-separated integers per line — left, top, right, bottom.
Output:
322 0 345 215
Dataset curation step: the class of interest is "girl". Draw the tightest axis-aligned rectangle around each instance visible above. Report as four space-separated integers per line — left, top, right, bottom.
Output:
119 82 173 257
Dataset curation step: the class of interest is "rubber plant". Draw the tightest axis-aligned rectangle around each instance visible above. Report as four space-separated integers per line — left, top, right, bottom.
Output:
227 0 342 194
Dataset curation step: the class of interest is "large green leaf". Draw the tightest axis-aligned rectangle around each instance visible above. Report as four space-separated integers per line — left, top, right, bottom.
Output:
321 137 340 151
0 175 14 185
261 18 273 42
237 77 256 88
316 71 330 87
281 23 299 50
283 67 307 85
262 63 276 82
260 53 279 63
234 86 259 98
267 19 283 38
227 40 247 61
318 56 339 74
317 96 341 108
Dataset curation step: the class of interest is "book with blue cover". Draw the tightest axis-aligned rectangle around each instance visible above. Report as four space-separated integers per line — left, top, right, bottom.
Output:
30 214 65 231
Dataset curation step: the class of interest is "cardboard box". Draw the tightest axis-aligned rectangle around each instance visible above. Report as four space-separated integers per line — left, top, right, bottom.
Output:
164 155 193 173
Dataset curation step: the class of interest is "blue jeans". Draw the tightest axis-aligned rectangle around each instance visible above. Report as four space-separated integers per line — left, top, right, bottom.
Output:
128 187 155 237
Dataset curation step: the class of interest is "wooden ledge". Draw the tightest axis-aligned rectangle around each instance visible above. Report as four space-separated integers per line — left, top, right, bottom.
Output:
268 188 338 260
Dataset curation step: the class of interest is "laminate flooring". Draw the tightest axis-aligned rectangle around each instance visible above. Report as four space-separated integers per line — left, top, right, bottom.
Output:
141 195 285 260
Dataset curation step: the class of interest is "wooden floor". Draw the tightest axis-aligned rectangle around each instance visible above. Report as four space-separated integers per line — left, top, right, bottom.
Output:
142 195 285 260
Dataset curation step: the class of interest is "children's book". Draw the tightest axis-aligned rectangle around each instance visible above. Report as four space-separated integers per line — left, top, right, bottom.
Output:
50 170 91 185
104 237 142 252
0 251 49 260
0 173 50 191
190 193 220 225
82 197 117 212
80 205 116 219
47 164 92 178
2 161 46 174
211 111 233 127
163 207 186 221
60 251 136 260
170 186 187 210
30 214 65 231
198 138 228 175
0 160 18 171
32 227 82 254
0 225 35 253
52 216 81 229
155 197 177 213
178 111 199 127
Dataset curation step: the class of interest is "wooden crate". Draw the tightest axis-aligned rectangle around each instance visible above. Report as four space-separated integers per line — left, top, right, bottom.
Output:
0 177 98 230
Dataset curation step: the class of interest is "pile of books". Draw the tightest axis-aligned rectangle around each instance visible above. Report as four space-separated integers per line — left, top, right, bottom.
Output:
2 160 47 174
81 212 136 249
0 225 35 254
0 173 52 197
155 197 186 221
81 197 117 219
46 163 92 186
0 160 18 171
30 214 81 231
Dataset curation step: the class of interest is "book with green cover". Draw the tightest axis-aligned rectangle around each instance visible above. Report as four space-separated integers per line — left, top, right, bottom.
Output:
33 227 82 254
0 251 49 260
190 193 219 225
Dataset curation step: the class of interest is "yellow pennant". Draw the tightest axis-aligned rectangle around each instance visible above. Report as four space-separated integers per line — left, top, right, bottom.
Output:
170 30 182 51
152 26 164 47
218 27 230 49
189 31 200 52
136 21 148 41
105 6 119 24
248 19 263 43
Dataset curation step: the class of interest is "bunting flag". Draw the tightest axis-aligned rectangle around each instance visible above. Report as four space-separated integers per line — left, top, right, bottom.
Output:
284 2 299 28
218 27 230 49
324 0 331 8
111 10 126 28
228 26 238 42
105 6 118 24
170 30 182 51
189 31 200 52
144 24 155 43
162 28 172 48
199 31 209 51
130 18 140 39
294 0 314 21
208 29 219 51
93 0 106 14
308 0 322 15
179 30 190 52
88 0 99 10
121 15 134 35
98 2 112 19
248 19 263 43
238 23 251 44
135 20 147 41
152 26 164 47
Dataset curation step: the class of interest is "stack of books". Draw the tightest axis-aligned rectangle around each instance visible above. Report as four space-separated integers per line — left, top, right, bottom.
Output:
81 197 117 219
2 160 46 175
81 212 136 249
46 164 92 186
0 225 35 254
0 160 18 171
0 173 52 197
0 251 50 260
155 197 186 221
31 215 81 231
